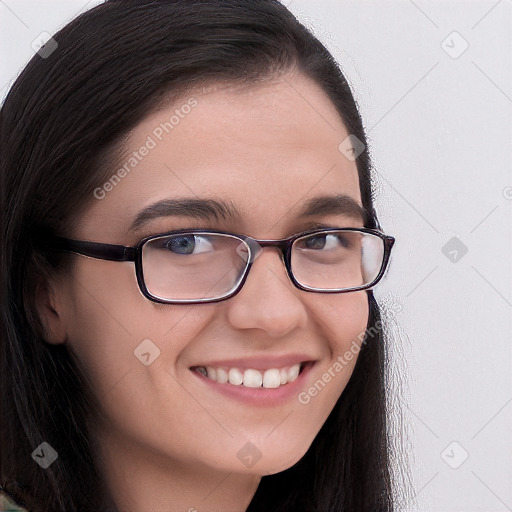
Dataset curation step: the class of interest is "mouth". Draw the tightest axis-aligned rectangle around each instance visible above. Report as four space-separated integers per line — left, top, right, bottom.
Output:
191 362 312 390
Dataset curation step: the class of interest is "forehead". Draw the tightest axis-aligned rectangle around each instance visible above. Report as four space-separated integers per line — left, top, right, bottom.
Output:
77 71 363 241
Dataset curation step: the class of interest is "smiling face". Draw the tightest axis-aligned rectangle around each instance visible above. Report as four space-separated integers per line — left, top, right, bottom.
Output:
38 69 370 500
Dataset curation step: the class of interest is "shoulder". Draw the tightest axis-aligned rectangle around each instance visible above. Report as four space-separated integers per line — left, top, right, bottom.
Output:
0 488 29 512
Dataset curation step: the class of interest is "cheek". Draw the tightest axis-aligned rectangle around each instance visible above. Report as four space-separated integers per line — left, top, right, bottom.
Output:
61 260 212 398
310 291 370 355
298 291 369 409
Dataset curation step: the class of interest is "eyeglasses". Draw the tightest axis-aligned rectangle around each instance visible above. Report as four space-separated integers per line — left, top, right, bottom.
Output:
45 228 395 304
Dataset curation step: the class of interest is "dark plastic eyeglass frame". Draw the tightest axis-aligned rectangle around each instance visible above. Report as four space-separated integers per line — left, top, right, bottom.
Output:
45 227 395 304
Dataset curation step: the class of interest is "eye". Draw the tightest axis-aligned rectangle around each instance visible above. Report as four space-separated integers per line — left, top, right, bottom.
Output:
164 234 214 255
301 233 350 250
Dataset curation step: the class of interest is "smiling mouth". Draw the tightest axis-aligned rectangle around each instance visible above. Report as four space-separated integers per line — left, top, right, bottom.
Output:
191 362 311 389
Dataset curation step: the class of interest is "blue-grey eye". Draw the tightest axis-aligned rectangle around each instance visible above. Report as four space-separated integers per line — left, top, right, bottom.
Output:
303 233 349 250
165 235 214 255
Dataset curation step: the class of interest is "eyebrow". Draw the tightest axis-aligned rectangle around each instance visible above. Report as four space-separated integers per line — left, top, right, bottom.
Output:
129 198 239 232
129 194 367 232
298 194 367 223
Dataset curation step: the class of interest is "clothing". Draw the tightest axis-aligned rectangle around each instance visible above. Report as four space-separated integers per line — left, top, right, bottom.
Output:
0 489 29 512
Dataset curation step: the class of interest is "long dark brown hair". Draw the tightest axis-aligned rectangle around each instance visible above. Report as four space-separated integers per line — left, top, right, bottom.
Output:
1 1 398 510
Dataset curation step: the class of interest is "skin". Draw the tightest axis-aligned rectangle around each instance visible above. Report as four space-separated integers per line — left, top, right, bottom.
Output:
37 69 369 512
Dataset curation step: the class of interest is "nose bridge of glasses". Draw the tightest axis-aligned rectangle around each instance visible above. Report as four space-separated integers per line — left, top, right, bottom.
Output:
235 237 287 265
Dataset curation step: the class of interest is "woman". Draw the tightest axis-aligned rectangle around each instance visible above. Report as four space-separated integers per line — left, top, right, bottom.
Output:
0 1 397 510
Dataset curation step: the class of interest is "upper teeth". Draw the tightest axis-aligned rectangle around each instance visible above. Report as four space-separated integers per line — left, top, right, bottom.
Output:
196 364 302 389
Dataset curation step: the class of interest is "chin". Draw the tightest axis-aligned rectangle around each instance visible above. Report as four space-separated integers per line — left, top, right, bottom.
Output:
231 435 313 476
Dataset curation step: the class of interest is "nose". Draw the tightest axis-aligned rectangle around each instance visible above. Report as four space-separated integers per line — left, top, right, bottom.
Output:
225 247 309 337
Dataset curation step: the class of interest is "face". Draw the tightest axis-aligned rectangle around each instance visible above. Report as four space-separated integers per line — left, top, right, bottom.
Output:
40 70 369 480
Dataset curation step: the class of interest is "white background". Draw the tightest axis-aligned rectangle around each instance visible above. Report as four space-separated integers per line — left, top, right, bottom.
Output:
1 1 511 511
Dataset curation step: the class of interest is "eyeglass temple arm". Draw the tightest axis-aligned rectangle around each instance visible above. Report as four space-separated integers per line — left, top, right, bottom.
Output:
47 236 137 262
380 235 395 270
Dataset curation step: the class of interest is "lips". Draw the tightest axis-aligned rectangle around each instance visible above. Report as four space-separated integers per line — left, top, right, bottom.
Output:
190 354 315 390
192 363 304 389
189 355 316 406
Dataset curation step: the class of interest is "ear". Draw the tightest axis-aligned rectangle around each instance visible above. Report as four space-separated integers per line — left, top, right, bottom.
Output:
34 275 68 345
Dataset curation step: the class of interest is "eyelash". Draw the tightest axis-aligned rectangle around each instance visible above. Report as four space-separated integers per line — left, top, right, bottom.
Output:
142 224 358 242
